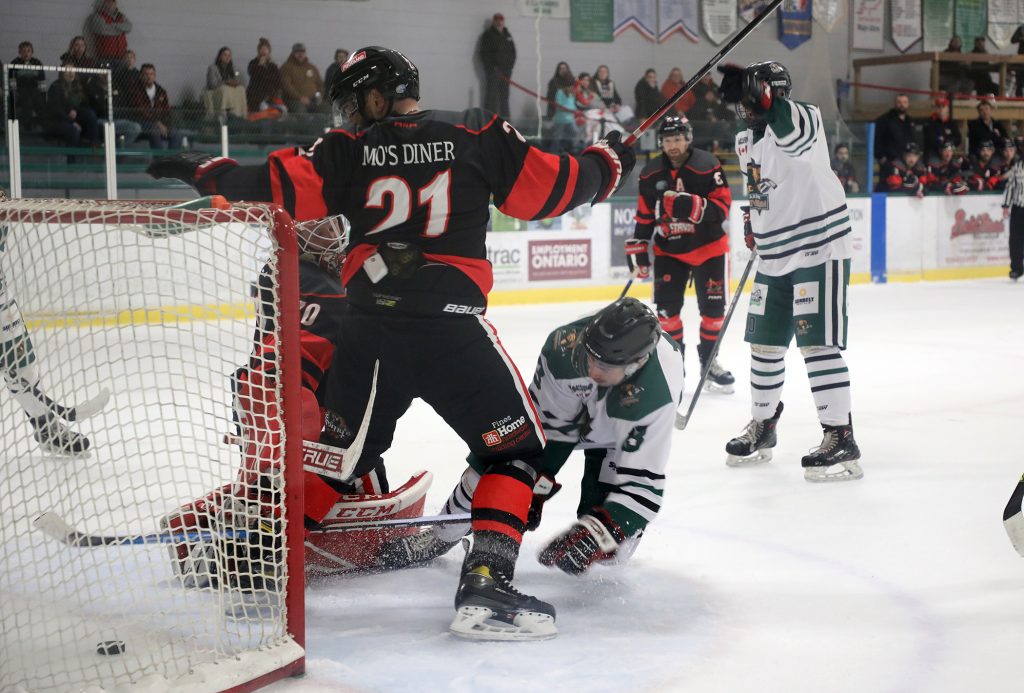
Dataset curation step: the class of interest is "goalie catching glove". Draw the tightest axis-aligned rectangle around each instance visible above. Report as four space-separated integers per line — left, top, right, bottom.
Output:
661 190 706 224
147 152 239 195
538 507 625 576
582 131 637 204
624 239 651 279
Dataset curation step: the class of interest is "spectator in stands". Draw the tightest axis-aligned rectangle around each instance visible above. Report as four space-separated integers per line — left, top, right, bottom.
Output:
479 12 516 118
247 37 285 117
545 62 572 118
280 43 324 114
969 36 999 95
45 66 100 147
590 65 621 112
550 71 578 154
1012 25 1024 97
881 142 928 196
109 48 141 146
575 73 596 109
574 73 601 142
1003 136 1024 280
662 68 695 114
968 99 1007 155
133 63 182 150
689 83 733 124
323 48 349 95
634 68 660 121
60 35 106 116
88 0 132 64
927 142 968 195
923 97 962 164
832 143 860 194
965 140 1001 192
10 41 46 131
205 46 247 119
873 93 914 165
692 73 716 102
946 35 963 52
939 36 970 93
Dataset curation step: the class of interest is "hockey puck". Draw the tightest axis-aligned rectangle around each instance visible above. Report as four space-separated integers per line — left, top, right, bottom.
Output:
96 640 126 655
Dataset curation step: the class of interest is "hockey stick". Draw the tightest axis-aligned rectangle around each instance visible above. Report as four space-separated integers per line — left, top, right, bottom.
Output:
33 510 472 547
302 359 379 483
618 278 633 299
621 0 785 148
675 250 757 430
1003 475 1024 557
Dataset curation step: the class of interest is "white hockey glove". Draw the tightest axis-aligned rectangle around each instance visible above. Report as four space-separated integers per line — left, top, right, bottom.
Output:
526 473 562 531
538 508 625 576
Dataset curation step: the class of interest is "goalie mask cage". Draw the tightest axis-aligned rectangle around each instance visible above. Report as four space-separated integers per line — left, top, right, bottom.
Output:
0 199 305 692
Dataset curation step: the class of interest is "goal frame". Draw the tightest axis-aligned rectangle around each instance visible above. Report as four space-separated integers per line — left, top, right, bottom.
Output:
0 200 306 692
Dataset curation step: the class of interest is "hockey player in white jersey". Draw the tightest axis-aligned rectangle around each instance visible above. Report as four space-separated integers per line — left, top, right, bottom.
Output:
718 62 862 482
380 298 685 576
0 189 108 455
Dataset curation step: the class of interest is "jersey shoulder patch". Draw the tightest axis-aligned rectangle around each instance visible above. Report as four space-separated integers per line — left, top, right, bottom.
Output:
540 318 590 380
606 343 675 421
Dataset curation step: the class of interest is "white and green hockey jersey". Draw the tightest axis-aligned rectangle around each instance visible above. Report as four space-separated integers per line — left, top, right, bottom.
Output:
529 316 684 536
734 97 853 277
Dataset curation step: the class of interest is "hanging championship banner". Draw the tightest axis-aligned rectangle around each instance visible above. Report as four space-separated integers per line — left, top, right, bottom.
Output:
702 0 737 45
516 0 571 18
922 0 954 51
739 0 773 23
658 0 699 43
953 0 986 45
614 0 657 40
891 0 922 53
987 0 1023 49
779 0 813 49
852 0 884 50
813 0 846 32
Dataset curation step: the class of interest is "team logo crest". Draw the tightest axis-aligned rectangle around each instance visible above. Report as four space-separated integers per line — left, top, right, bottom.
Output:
554 328 579 354
705 278 724 298
796 319 813 336
745 160 777 212
619 383 644 407
750 287 764 306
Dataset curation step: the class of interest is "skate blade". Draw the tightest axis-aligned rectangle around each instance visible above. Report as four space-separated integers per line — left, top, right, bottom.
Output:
38 445 92 459
702 381 735 394
804 459 864 483
449 606 557 641
726 448 772 467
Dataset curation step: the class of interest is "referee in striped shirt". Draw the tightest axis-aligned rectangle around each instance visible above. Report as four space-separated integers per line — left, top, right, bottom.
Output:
1003 136 1024 281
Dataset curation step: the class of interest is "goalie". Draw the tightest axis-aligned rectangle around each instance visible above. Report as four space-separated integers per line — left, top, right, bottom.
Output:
0 189 109 456
163 215 433 588
380 298 685 576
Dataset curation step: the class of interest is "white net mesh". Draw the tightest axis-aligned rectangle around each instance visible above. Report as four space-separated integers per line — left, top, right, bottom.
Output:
0 198 303 692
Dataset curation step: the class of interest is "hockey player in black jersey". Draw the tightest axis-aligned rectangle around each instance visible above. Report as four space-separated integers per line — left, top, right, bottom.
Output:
626 116 734 394
149 45 635 641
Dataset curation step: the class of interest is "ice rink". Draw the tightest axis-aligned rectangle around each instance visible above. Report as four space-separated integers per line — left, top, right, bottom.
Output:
265 278 1024 693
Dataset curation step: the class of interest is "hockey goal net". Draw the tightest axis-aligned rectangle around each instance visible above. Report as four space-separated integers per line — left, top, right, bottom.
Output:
0 197 305 692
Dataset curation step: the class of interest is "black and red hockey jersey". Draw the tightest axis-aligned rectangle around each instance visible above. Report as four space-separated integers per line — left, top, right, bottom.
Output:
927 156 968 195
964 155 1002 192
252 258 346 395
633 149 731 265
210 108 610 315
881 159 931 195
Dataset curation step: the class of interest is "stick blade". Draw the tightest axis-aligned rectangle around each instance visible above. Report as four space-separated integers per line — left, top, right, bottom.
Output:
33 511 78 545
70 387 111 421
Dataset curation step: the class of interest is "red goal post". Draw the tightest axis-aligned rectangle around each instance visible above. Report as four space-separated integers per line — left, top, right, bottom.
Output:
0 198 305 692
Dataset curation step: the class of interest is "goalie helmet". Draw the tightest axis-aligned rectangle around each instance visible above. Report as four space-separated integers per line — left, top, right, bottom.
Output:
657 116 693 144
296 215 347 275
576 298 661 379
329 46 420 122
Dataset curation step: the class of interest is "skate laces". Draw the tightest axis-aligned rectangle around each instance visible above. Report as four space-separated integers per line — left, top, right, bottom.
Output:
736 418 764 444
707 358 726 376
810 427 839 454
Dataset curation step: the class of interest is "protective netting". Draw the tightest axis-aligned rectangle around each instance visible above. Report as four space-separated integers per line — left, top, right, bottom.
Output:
0 198 303 692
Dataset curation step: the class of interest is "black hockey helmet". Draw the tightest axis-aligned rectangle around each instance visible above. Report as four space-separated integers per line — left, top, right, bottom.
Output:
736 61 791 125
329 46 420 119
903 142 922 156
577 298 661 378
657 116 693 144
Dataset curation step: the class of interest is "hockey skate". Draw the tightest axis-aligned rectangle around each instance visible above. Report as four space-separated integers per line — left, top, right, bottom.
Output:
450 540 557 641
725 402 783 467
376 527 459 570
701 358 735 394
30 415 90 456
801 423 863 483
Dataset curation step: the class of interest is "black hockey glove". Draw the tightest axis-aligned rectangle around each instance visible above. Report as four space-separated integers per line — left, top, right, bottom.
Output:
741 205 754 250
624 238 651 279
717 64 744 104
538 507 625 576
662 190 706 223
147 152 239 194
526 473 562 531
583 130 637 204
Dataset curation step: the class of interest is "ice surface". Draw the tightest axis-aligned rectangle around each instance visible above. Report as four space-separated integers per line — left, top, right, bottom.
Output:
263 278 1024 693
